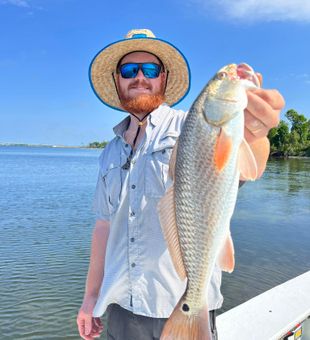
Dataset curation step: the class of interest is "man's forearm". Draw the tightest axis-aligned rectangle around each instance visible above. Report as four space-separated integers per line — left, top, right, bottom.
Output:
84 219 110 300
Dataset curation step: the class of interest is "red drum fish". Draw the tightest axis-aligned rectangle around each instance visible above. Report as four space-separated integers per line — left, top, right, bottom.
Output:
158 63 260 340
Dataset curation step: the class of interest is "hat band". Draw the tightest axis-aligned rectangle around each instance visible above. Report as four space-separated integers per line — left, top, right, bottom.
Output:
131 33 148 38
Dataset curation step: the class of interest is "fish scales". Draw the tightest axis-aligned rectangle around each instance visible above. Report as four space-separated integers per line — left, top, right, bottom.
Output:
175 95 241 311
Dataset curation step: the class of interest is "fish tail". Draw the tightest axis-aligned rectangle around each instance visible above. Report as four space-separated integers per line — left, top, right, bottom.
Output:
160 300 212 340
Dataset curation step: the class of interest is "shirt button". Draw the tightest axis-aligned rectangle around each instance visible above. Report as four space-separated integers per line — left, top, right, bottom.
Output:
162 149 166 154
131 184 136 189
130 212 135 217
130 237 135 242
125 144 129 147
131 263 136 268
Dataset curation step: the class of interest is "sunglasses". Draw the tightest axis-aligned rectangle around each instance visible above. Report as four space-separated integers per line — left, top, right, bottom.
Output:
118 63 162 79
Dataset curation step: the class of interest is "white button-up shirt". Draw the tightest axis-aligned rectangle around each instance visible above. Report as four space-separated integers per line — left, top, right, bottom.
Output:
92 104 223 318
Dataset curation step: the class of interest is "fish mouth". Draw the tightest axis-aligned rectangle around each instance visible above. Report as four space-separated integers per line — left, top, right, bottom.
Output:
212 97 238 104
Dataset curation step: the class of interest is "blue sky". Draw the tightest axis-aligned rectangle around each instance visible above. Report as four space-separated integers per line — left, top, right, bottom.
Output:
0 0 310 146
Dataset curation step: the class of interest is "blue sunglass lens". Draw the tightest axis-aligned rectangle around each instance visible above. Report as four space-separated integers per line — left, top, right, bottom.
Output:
119 63 161 79
142 64 161 78
120 64 139 78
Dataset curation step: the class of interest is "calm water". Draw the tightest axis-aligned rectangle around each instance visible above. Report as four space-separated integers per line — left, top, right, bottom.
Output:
0 146 309 339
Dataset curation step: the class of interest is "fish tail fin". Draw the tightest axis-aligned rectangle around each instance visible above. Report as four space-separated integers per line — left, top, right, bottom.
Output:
160 301 212 340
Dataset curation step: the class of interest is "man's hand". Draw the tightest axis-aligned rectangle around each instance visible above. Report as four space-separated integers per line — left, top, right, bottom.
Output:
243 73 285 177
77 220 109 339
245 90 284 143
77 296 103 340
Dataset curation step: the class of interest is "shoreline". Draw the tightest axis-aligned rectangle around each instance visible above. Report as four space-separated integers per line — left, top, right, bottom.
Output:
269 155 309 159
1 144 308 156
0 143 310 155
0 143 103 149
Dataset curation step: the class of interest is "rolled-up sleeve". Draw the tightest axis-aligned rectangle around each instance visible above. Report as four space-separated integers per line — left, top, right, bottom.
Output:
93 169 111 221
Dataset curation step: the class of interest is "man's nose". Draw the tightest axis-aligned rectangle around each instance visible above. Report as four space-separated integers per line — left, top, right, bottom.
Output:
135 69 146 79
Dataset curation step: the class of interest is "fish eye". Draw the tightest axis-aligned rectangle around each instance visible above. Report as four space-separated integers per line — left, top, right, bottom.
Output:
216 72 227 80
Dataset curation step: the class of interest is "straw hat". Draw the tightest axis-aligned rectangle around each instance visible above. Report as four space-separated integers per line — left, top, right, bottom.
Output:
89 29 191 111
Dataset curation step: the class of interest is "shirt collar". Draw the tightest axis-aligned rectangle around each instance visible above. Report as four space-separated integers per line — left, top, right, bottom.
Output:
149 103 169 127
113 116 131 137
112 103 169 137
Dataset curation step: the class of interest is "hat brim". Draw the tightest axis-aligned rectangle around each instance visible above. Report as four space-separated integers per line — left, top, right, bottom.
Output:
89 37 191 111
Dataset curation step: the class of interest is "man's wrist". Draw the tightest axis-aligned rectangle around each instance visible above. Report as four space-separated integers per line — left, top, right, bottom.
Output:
83 291 99 301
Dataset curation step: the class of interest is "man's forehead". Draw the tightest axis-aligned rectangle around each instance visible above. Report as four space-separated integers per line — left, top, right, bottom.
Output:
120 51 160 63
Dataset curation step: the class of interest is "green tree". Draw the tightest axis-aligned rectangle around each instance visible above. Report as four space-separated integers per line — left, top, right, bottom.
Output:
285 109 309 145
268 109 309 157
88 141 108 148
268 121 290 156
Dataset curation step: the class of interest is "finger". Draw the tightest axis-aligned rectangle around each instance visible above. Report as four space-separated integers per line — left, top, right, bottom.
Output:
77 319 85 338
244 111 269 137
247 88 285 111
93 317 103 329
77 314 99 340
246 91 280 128
84 315 93 336
90 330 101 339
91 318 104 335
89 330 101 338
93 318 103 331
255 72 263 87
244 126 267 144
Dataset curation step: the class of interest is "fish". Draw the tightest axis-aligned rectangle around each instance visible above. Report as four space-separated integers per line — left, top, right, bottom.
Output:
158 63 260 340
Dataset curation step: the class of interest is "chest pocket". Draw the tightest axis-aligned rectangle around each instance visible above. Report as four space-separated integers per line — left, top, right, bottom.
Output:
101 163 122 216
145 133 177 198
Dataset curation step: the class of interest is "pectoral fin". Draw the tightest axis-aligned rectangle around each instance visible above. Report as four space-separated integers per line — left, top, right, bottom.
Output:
238 138 258 181
214 128 233 172
157 185 187 280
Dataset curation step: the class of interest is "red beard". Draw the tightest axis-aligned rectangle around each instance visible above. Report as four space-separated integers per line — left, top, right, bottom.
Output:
120 93 165 114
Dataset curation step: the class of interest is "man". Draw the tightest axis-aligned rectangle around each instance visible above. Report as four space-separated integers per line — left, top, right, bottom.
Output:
77 29 284 340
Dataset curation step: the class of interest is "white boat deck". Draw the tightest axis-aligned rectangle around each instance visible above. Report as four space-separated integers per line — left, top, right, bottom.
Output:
217 270 310 340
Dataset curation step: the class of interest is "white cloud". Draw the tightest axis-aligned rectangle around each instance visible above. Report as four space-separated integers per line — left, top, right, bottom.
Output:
192 0 310 22
271 73 310 85
0 0 30 7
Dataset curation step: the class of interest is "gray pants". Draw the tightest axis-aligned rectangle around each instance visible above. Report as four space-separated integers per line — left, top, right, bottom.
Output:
106 303 218 340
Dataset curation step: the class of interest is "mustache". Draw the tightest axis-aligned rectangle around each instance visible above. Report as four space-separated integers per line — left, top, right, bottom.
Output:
128 79 152 90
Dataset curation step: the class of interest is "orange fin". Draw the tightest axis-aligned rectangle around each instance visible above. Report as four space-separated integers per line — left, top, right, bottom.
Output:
238 138 258 181
217 230 235 273
157 186 187 280
160 300 212 340
214 128 233 172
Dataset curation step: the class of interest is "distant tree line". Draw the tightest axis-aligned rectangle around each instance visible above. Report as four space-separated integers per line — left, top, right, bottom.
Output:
87 141 108 148
268 109 310 158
